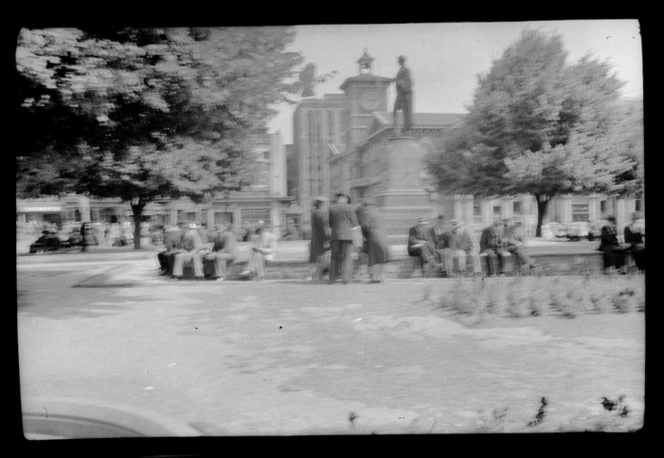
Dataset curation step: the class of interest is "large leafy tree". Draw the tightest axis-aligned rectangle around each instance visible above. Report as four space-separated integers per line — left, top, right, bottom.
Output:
16 26 311 248
426 29 642 236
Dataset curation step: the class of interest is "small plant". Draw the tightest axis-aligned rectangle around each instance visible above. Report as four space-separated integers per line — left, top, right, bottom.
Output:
612 289 635 313
526 397 548 428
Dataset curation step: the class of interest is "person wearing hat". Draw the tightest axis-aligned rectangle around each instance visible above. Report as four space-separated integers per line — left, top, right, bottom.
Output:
407 217 435 275
172 222 205 280
624 211 645 272
446 219 482 276
357 199 390 283
308 196 331 282
157 222 185 275
428 215 454 276
328 192 361 284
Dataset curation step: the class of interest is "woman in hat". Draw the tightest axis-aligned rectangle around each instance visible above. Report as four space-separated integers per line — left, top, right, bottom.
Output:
358 199 390 283
308 196 331 282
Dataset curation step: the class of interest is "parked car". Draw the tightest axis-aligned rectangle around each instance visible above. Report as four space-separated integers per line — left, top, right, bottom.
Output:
587 220 609 241
29 231 63 253
546 222 568 238
565 221 589 241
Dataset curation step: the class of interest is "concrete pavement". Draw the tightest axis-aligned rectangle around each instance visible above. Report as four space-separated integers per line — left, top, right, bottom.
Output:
16 255 645 436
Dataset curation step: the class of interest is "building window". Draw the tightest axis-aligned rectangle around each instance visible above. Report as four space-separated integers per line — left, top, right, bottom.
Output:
493 205 502 216
214 212 233 227
572 204 589 222
241 208 271 227
635 199 641 212
600 200 607 214
186 212 197 222
473 201 482 216
512 201 523 214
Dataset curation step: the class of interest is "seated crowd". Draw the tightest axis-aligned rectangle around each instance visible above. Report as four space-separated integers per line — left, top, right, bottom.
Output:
408 215 538 277
598 212 645 274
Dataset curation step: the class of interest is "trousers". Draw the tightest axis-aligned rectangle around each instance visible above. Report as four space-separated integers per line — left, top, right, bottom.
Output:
329 240 355 284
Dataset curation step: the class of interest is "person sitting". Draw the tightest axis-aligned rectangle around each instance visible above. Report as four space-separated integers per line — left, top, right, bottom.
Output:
448 219 482 276
624 212 645 272
598 216 628 274
157 223 184 276
428 215 453 276
241 221 277 280
172 223 205 280
480 218 509 276
204 223 237 281
503 217 538 272
407 217 435 274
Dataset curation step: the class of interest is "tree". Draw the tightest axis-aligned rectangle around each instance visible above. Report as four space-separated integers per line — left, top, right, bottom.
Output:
16 26 313 248
425 29 641 236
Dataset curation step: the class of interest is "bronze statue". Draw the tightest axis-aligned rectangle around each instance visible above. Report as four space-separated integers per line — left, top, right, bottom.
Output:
393 55 413 135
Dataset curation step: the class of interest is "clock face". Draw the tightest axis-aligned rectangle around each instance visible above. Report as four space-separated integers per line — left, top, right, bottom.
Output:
360 90 380 111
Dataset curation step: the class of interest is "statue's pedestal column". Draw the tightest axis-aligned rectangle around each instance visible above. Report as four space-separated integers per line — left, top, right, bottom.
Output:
375 136 434 245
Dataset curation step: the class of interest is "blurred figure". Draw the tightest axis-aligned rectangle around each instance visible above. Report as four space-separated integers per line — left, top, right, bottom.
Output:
158 223 184 275
480 218 509 276
328 192 362 284
358 200 390 283
503 217 538 271
624 212 645 272
80 222 93 252
241 221 277 279
598 216 628 274
172 223 204 280
204 223 237 280
428 215 453 276
197 221 209 244
407 217 435 274
308 197 331 282
447 219 482 276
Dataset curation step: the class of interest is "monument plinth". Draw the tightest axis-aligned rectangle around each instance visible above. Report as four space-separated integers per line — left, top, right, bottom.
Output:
376 136 434 244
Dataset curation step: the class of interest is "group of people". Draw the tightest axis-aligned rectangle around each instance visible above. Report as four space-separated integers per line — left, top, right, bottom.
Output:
598 212 645 273
408 215 538 277
308 192 390 284
157 220 278 281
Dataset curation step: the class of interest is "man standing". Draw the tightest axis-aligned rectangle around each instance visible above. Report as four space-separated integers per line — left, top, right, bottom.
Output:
328 192 362 284
393 55 413 135
204 223 237 280
480 218 508 276
172 223 205 280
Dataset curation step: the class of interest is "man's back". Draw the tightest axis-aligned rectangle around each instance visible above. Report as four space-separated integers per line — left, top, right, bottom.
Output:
329 203 358 241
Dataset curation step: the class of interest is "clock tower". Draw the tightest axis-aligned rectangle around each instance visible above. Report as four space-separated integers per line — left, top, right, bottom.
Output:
339 49 393 151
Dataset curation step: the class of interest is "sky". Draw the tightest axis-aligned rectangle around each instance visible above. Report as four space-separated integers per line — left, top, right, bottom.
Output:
267 20 643 144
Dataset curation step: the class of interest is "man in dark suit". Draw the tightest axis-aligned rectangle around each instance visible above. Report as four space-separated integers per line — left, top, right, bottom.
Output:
393 55 413 134
158 222 185 275
480 218 508 276
624 212 645 272
328 192 361 284
408 217 435 273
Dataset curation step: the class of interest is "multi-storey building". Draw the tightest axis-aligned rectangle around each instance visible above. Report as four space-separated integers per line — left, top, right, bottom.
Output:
16 129 295 238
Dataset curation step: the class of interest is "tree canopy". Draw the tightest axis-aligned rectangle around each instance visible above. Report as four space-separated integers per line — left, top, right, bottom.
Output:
425 29 643 235
15 26 315 247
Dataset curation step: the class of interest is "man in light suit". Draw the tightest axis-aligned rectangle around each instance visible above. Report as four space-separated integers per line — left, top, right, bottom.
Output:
204 223 237 280
328 192 362 284
241 221 277 279
172 222 205 280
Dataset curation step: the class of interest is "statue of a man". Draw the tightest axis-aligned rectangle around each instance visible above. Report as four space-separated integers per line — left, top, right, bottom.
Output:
393 55 413 135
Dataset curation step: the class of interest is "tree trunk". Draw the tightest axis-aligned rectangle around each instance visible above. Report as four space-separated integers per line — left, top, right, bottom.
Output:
131 203 146 250
534 194 550 238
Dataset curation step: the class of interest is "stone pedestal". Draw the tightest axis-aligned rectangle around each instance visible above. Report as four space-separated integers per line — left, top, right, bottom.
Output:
375 136 433 245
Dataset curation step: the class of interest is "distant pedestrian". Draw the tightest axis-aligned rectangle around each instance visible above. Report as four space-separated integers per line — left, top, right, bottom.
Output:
308 197 331 282
624 212 645 272
80 222 93 252
328 192 362 284
358 200 390 283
